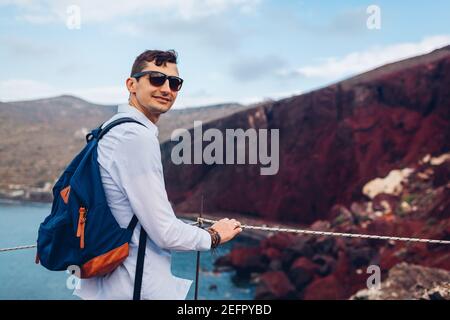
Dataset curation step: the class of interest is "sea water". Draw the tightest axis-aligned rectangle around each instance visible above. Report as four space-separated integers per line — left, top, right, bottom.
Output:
0 200 256 300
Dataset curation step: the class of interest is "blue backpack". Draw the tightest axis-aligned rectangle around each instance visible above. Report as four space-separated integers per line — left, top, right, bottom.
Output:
36 117 148 300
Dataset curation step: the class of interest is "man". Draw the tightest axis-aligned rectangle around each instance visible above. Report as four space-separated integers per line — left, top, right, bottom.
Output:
74 50 242 300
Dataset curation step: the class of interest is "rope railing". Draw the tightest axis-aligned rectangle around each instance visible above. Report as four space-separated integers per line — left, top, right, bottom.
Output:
0 244 37 253
1 218 449 253
0 221 200 253
197 217 450 245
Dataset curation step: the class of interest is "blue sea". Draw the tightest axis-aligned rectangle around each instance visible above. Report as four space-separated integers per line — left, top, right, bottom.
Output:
0 200 257 300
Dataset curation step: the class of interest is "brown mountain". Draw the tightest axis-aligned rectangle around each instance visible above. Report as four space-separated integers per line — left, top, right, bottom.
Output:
161 45 450 224
0 95 116 194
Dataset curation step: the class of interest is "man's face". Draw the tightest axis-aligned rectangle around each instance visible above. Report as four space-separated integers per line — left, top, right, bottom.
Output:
128 60 179 115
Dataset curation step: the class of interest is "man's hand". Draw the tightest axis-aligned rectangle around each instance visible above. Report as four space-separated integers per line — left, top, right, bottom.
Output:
210 218 242 244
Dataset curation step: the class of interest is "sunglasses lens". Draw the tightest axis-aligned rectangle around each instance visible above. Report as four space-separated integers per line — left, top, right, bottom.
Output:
145 72 182 91
168 78 182 91
148 73 166 87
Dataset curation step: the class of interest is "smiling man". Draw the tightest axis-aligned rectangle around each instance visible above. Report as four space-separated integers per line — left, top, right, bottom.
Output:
126 50 182 123
73 50 242 300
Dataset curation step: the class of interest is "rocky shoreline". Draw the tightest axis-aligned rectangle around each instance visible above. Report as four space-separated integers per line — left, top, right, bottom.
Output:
212 154 450 299
0 182 54 203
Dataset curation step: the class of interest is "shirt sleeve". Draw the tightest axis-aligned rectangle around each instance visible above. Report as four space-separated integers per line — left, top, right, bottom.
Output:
108 126 211 252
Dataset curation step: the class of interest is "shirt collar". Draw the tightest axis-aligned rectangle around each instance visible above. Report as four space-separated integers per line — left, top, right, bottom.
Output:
117 103 159 137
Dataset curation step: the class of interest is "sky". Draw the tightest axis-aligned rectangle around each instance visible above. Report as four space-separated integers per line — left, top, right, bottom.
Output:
0 0 449 108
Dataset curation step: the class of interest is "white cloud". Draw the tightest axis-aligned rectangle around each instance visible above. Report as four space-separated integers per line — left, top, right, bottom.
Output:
2 0 261 24
0 79 59 101
282 35 450 80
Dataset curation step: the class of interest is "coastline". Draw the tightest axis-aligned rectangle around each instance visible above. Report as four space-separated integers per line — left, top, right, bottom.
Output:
0 192 53 205
0 196 291 243
0 196 52 207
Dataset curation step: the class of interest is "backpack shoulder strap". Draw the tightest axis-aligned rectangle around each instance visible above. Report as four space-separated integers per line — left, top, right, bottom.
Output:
86 117 145 142
133 226 147 300
127 215 139 231
98 117 145 140
95 117 147 300
127 215 146 300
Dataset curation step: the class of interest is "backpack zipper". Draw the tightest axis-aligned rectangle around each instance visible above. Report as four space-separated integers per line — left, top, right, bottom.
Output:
77 207 87 249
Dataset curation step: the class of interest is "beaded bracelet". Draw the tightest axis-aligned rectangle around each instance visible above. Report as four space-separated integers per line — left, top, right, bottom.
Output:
207 227 221 249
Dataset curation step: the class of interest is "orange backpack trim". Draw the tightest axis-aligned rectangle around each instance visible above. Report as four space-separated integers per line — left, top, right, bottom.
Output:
76 207 87 249
60 186 71 204
80 243 130 278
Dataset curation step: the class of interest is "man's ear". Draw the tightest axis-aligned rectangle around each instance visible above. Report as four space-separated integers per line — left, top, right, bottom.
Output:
126 77 137 94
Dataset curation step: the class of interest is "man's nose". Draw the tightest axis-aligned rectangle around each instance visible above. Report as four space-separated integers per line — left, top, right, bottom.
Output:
160 79 171 95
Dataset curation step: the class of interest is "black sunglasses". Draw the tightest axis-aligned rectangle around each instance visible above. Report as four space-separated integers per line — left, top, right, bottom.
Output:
132 71 183 92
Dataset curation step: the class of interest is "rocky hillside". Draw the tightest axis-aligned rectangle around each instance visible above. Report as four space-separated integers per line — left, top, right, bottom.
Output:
161 45 450 224
0 95 116 200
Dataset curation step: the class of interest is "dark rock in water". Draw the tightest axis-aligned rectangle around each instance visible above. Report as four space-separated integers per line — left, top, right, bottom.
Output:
208 284 218 291
268 259 283 272
262 247 282 260
302 275 345 300
286 237 314 257
351 263 450 300
261 233 296 250
213 255 234 272
289 257 319 290
347 246 375 268
229 247 268 278
312 254 336 276
214 254 232 267
281 237 314 269
254 271 296 300
312 236 337 256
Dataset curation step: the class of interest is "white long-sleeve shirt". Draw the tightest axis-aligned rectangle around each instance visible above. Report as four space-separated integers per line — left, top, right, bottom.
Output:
73 103 211 300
